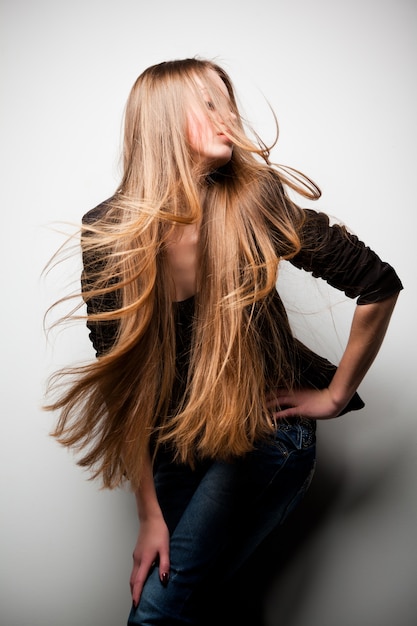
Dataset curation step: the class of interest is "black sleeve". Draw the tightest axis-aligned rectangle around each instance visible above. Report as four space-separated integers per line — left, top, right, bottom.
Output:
81 201 120 358
289 209 403 303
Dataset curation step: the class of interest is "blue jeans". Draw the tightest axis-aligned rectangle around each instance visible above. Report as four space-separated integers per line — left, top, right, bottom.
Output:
128 418 316 625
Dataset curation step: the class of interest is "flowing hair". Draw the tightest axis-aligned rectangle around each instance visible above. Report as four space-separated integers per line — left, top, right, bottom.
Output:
44 58 321 489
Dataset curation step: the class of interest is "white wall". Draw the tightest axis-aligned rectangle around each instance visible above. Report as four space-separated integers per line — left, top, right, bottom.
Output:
1 1 416 625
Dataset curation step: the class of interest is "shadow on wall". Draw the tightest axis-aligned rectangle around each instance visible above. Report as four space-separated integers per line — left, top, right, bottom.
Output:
199 429 412 626
196 448 347 626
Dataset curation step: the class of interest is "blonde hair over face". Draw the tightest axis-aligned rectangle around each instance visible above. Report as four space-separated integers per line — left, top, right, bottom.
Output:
45 58 321 489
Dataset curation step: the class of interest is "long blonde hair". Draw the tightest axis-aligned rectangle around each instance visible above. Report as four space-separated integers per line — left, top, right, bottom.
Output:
45 58 320 489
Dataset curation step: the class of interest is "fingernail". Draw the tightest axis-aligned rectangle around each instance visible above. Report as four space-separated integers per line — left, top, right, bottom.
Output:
161 571 169 587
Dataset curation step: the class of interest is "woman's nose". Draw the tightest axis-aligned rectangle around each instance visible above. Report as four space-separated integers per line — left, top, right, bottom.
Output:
220 110 237 132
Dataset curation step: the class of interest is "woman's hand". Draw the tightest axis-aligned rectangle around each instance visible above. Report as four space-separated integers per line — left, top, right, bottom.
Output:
130 447 170 609
130 513 170 609
267 387 345 421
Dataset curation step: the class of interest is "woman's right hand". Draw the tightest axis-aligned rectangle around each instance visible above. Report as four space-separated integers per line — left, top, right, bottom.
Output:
130 512 171 609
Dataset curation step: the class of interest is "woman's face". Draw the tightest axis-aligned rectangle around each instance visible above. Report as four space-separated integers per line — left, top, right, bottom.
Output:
187 70 236 171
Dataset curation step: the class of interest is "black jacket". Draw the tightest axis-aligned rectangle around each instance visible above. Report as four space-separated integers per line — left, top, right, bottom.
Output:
82 203 403 416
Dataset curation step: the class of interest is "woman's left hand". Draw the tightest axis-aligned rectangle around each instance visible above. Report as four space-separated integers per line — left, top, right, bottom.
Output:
267 387 346 421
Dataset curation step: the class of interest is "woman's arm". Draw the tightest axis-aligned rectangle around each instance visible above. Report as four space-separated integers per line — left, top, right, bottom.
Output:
327 293 399 412
129 449 170 608
271 293 400 420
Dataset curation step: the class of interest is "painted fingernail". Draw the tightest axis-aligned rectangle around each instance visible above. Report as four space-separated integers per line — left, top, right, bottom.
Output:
161 571 169 586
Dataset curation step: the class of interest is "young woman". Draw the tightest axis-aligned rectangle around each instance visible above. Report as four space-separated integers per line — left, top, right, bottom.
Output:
46 58 403 625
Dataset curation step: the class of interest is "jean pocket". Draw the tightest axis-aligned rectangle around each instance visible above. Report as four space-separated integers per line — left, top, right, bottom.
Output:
276 418 316 451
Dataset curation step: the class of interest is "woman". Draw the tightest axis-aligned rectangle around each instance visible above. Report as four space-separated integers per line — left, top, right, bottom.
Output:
46 58 402 625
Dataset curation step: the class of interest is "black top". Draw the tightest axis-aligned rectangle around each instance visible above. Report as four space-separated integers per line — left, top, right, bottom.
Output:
82 203 403 416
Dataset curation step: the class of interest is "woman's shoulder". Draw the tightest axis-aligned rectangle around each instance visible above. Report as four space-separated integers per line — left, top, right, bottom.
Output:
82 196 116 225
